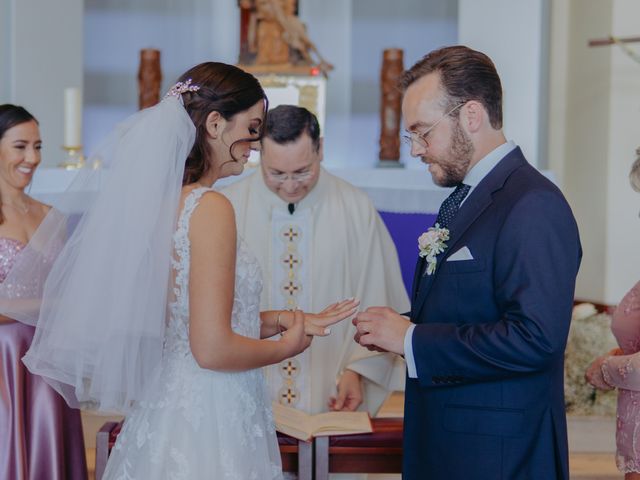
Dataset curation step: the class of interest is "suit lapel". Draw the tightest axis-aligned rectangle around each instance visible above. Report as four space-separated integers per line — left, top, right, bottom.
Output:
411 148 527 321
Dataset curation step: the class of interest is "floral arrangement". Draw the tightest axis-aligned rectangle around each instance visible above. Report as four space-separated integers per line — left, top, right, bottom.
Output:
417 224 449 275
564 303 617 416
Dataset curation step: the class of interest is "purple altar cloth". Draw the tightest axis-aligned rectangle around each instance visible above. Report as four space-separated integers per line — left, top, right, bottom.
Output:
378 211 437 297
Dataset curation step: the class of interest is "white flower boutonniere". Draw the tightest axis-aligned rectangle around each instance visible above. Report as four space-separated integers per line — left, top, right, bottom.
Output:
418 223 450 275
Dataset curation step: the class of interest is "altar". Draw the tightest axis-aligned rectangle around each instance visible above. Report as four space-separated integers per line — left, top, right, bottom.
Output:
29 165 447 295
29 165 450 214
28 165 553 296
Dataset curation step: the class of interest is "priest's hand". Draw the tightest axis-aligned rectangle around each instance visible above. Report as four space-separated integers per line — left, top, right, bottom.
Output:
304 298 360 336
353 307 410 355
328 369 363 411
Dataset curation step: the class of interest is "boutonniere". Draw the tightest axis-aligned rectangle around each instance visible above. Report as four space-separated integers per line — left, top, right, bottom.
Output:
418 223 450 275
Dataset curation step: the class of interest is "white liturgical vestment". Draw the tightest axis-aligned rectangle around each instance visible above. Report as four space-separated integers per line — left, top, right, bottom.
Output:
223 168 410 414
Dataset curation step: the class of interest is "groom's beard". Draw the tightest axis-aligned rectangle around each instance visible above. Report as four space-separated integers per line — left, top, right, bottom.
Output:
423 119 474 188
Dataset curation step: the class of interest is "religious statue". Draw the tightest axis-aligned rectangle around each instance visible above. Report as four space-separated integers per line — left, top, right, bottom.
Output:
378 48 404 164
238 0 333 77
137 49 162 110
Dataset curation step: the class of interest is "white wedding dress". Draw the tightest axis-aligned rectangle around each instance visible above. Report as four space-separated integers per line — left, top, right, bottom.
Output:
103 187 283 480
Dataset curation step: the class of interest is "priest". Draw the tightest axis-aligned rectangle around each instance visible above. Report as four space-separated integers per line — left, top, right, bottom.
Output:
222 105 409 415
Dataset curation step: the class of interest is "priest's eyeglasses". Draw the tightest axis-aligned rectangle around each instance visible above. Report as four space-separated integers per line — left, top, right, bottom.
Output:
265 170 314 184
402 102 465 149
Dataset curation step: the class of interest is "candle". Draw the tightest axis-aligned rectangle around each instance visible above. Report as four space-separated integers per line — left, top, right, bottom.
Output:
64 87 82 147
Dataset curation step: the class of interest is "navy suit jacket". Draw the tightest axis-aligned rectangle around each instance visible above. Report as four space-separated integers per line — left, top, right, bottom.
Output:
404 148 581 480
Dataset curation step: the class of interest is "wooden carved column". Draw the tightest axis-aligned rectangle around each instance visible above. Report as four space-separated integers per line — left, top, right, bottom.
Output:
378 48 404 165
138 49 162 110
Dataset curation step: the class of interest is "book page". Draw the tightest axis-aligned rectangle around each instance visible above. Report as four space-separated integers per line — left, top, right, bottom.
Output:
272 402 373 440
272 402 313 441
311 411 372 437
375 390 404 418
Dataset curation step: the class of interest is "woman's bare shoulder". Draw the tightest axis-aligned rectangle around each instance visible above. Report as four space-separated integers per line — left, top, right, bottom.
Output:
189 190 236 241
192 190 234 217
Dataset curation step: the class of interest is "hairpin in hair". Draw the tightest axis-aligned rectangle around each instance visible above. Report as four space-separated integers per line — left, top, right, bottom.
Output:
164 78 201 100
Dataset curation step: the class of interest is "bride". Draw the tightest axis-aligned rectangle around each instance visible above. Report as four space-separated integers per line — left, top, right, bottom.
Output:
16 62 357 479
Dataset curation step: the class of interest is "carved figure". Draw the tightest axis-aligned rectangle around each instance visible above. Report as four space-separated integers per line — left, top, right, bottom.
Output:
238 0 333 76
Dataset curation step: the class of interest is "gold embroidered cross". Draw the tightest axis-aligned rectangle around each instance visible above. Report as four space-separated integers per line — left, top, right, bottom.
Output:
283 254 299 269
282 388 297 404
283 227 298 242
282 361 298 376
283 281 299 296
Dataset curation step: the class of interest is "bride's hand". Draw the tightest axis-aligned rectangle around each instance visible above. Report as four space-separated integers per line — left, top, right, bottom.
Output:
304 298 360 337
279 309 312 357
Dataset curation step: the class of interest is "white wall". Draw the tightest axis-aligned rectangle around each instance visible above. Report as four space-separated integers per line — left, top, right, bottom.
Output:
0 1 11 101
1 0 83 166
548 0 571 188
458 0 549 168
550 0 640 304
604 0 640 303
558 0 612 303
299 0 353 169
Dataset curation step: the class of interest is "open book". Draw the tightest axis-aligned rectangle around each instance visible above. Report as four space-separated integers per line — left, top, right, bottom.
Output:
375 391 404 418
272 402 373 442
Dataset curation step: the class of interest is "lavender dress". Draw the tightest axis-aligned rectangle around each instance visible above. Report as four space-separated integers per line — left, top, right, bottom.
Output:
0 237 87 480
601 281 640 474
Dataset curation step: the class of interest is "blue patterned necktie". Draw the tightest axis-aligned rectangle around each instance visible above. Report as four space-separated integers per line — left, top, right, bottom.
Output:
435 183 471 229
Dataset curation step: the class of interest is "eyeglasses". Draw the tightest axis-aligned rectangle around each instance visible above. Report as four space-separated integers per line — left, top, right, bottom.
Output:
265 169 314 184
402 102 465 149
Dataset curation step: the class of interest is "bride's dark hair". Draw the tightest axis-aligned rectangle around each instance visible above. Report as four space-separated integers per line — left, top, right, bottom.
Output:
177 62 267 185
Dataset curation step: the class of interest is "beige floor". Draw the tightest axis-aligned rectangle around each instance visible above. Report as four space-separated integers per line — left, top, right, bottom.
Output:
568 416 621 479
82 414 624 480
571 453 620 479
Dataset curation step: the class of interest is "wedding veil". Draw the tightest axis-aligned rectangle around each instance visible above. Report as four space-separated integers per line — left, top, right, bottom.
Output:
0 95 195 413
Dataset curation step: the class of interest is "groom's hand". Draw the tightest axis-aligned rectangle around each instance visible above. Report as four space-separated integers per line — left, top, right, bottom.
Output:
353 307 410 355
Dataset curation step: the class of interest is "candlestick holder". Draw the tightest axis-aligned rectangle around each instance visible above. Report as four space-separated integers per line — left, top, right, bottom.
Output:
59 145 86 170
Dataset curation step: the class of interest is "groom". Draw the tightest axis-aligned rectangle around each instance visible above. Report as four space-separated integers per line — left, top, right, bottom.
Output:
354 46 581 479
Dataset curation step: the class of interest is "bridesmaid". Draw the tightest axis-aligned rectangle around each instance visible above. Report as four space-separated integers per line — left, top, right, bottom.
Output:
586 149 640 479
0 105 87 479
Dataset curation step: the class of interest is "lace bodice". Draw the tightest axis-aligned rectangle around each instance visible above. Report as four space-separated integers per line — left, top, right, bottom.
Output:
165 187 264 358
102 186 282 480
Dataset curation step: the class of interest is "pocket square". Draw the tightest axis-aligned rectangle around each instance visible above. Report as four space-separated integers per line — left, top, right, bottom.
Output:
446 246 474 261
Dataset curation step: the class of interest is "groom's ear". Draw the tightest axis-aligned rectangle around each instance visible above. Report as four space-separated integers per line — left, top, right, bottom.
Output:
205 111 226 139
461 100 484 134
